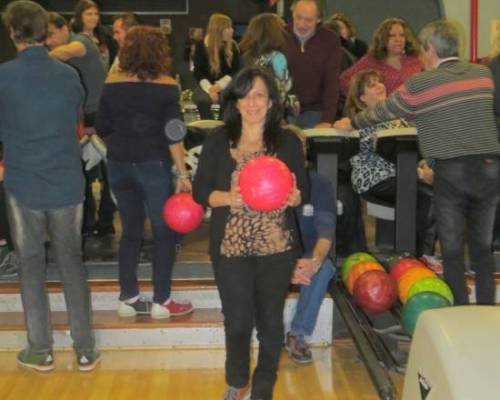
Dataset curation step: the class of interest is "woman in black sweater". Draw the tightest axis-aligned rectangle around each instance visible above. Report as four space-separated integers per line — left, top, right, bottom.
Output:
193 67 308 400
96 26 193 319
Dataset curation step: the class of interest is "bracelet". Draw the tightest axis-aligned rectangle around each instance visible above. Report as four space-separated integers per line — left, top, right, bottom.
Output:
177 171 191 180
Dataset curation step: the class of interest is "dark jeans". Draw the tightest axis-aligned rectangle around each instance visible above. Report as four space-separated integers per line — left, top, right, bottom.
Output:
107 159 175 304
434 156 499 305
214 251 295 400
0 182 12 248
5 191 95 353
367 177 436 256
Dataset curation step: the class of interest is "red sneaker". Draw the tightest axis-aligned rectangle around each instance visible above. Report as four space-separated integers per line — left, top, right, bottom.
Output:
151 299 194 319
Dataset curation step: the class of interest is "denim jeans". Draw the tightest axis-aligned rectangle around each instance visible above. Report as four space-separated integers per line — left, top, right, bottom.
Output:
107 159 175 304
287 110 323 129
290 257 335 337
434 156 500 305
5 192 95 353
214 251 295 400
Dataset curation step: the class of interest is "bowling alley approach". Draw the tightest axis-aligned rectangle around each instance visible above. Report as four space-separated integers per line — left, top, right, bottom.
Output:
1 1 500 400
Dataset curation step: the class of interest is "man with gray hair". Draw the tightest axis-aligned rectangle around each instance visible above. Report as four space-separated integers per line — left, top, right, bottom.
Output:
0 0 99 371
335 20 500 305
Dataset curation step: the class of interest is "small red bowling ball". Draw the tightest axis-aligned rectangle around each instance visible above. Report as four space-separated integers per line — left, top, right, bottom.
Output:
353 270 397 314
163 193 204 233
239 156 293 211
390 258 427 282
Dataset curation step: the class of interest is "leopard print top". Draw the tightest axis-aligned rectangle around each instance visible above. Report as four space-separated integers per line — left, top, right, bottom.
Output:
220 149 293 257
350 119 408 194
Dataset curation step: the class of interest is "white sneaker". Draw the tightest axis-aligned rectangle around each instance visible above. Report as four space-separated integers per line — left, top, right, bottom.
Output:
151 303 171 319
117 298 152 317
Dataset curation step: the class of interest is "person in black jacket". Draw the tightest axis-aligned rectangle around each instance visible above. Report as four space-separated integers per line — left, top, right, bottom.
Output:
193 67 308 400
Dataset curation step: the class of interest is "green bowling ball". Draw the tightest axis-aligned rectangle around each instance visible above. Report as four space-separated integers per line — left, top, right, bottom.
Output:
384 252 412 270
402 291 451 334
407 277 454 304
341 252 377 283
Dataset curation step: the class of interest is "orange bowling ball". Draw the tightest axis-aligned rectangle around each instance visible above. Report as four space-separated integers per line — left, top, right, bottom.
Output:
346 261 385 294
398 267 436 303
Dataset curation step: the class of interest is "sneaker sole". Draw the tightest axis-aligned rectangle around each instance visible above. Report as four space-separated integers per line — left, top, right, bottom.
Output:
285 347 313 364
78 356 101 372
17 359 55 372
169 308 194 317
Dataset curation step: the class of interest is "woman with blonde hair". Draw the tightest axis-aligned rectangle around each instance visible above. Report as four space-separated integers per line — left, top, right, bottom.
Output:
193 13 240 119
340 17 422 95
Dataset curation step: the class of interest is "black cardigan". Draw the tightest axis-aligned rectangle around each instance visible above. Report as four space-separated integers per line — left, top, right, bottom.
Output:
193 127 309 262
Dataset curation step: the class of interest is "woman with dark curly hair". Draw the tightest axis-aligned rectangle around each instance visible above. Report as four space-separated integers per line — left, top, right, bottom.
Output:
340 17 422 95
193 67 308 400
96 26 193 319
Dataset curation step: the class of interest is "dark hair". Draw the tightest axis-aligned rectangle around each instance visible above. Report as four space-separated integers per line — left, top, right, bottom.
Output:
119 26 172 81
71 0 106 47
113 13 140 31
328 12 356 37
239 13 286 65
47 11 67 29
222 67 283 154
369 17 420 60
344 69 384 118
3 0 48 44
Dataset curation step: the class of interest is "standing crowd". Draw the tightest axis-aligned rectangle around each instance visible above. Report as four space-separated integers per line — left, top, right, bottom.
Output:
0 1 499 399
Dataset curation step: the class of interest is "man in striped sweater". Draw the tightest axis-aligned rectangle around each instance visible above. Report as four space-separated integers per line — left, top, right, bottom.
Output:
335 20 500 305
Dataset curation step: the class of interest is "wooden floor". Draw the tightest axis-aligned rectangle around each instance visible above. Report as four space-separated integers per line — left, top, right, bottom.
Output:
0 342 403 400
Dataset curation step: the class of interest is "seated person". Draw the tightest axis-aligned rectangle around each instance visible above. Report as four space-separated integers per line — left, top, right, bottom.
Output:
339 17 422 96
336 69 435 256
192 13 240 119
286 169 336 364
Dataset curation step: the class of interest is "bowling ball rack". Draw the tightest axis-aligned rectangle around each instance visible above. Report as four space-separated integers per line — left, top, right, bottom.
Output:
331 277 410 400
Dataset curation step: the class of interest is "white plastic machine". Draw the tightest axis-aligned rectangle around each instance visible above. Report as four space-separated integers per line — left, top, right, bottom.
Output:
403 306 500 400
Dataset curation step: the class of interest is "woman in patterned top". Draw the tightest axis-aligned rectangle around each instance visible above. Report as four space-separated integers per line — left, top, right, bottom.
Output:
193 67 308 400
343 69 435 256
239 13 294 113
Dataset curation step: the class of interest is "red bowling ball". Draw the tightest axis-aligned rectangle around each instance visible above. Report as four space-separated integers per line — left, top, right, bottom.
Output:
163 193 204 233
390 257 427 282
238 156 293 211
353 270 397 314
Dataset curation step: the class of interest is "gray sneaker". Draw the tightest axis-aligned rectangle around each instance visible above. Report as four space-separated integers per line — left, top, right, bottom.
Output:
285 333 312 364
118 297 152 317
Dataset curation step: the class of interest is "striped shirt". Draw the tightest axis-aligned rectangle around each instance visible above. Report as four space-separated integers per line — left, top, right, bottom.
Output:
352 60 500 160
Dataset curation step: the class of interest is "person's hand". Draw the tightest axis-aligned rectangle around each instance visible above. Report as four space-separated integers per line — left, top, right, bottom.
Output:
333 117 353 131
417 160 434 185
286 174 301 207
228 189 244 208
176 177 192 193
314 122 332 129
291 258 318 285
0 163 4 182
208 91 219 104
210 84 222 93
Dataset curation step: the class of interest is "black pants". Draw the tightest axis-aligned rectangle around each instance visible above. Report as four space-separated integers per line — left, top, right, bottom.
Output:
0 182 12 248
367 177 436 256
434 156 499 305
214 251 295 400
83 161 116 232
